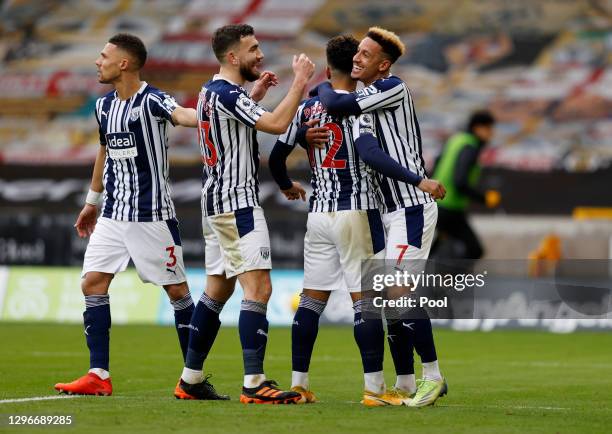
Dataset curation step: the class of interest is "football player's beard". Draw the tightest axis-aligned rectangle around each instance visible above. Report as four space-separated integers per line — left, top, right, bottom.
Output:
240 62 260 82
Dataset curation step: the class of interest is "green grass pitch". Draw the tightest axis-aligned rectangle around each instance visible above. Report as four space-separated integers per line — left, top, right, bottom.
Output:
1 324 611 433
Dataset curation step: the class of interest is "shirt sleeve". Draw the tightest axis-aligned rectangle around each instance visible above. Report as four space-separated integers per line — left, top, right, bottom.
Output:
353 113 422 186
95 99 106 146
268 140 295 190
148 91 179 125
277 103 304 148
217 87 266 128
354 76 405 113
352 113 376 139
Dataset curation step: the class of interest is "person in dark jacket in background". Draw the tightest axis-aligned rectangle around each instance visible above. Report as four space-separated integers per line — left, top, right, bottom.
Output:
431 110 500 260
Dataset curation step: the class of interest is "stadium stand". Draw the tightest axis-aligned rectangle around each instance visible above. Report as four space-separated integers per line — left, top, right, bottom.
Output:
1 0 612 172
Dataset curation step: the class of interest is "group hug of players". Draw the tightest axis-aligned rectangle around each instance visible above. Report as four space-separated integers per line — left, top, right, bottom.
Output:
54 23 449 407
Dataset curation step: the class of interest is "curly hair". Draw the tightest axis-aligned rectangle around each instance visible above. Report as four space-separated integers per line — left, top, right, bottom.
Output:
326 34 359 75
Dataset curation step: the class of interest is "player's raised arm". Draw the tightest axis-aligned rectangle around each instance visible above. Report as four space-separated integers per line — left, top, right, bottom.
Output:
254 54 314 134
318 76 404 117
317 81 361 116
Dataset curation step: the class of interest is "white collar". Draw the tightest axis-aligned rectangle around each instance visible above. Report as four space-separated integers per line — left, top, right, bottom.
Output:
212 74 241 87
115 81 148 100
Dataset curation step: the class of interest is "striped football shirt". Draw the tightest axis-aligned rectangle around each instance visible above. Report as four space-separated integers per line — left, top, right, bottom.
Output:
277 92 379 213
352 75 434 213
95 81 178 221
197 74 266 216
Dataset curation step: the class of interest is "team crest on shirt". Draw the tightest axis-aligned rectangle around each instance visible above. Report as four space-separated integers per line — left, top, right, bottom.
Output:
129 107 141 122
260 247 270 261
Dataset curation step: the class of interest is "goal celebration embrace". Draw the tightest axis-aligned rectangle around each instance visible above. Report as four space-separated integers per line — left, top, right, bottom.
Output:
3 2 610 434
53 23 448 408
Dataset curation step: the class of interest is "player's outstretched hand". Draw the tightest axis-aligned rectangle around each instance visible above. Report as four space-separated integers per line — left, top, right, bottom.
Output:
303 119 329 149
292 54 315 81
281 181 306 201
417 179 446 199
250 71 278 102
74 204 98 238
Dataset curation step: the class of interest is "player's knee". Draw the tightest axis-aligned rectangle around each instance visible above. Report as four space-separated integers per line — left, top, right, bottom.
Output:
163 282 189 301
241 271 272 303
302 288 331 303
81 272 112 296
253 282 272 303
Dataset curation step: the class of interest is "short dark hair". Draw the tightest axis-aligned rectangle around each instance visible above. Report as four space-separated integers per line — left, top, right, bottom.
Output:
212 24 254 62
326 34 359 75
467 110 496 132
108 33 147 69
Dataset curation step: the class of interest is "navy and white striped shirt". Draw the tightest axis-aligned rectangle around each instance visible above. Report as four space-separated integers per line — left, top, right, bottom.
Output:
197 75 266 216
323 76 434 213
277 93 379 213
95 81 178 221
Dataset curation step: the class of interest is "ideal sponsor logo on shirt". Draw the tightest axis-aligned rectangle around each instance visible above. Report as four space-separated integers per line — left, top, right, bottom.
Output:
106 132 138 159
106 132 136 148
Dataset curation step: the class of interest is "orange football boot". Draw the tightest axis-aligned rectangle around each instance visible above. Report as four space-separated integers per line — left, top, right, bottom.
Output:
54 372 112 396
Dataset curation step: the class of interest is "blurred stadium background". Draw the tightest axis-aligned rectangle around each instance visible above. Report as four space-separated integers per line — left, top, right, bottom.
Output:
1 0 612 332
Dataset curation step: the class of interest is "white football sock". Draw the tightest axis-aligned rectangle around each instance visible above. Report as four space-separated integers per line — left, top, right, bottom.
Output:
291 371 309 389
88 368 109 380
364 371 385 395
422 360 442 381
244 374 266 388
395 374 417 394
181 367 203 384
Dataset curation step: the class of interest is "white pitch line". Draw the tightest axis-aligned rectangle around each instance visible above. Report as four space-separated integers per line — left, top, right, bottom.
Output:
440 404 571 411
0 395 84 404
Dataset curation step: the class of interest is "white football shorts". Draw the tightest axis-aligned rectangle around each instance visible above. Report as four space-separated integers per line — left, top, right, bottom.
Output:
82 217 186 286
203 206 271 278
383 201 438 271
303 209 386 292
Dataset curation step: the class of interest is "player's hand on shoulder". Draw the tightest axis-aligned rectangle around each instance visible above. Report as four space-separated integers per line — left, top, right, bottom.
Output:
281 181 306 201
303 119 329 149
74 204 98 238
417 179 446 199
292 54 315 81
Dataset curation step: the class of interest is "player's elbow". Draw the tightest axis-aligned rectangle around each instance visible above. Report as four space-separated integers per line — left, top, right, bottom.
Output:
268 124 287 135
